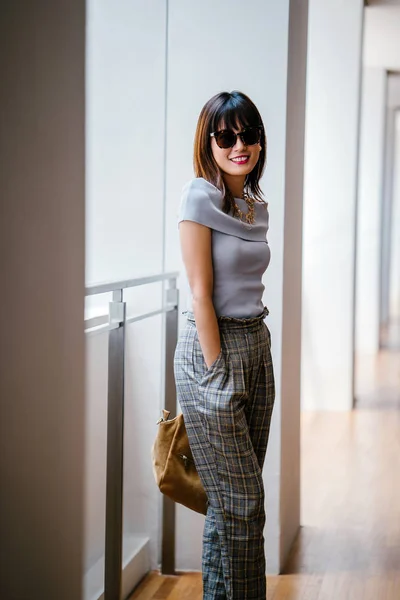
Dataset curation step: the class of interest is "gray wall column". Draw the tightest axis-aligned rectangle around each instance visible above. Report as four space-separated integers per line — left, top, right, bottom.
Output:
0 2 86 598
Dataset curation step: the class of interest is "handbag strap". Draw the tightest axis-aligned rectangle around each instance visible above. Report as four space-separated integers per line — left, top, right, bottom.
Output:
156 409 171 424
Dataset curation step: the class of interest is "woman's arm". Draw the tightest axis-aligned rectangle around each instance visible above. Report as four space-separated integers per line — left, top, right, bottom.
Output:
179 220 221 368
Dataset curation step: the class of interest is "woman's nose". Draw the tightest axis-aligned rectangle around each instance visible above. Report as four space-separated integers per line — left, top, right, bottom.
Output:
233 134 246 150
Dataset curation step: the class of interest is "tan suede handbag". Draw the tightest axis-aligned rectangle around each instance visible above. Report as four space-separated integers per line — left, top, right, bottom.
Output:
151 409 208 515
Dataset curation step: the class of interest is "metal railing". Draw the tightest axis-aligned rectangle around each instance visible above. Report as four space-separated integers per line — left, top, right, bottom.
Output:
84 272 180 600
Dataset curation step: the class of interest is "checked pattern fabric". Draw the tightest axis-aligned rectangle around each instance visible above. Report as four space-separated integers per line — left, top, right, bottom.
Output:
174 310 275 600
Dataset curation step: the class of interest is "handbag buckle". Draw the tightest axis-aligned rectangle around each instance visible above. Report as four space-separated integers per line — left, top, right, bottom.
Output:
156 409 171 424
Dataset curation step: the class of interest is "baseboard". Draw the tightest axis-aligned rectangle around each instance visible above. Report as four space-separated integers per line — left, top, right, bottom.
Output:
84 535 150 600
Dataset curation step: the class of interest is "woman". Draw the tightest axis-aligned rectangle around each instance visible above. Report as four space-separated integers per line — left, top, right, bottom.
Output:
174 90 275 600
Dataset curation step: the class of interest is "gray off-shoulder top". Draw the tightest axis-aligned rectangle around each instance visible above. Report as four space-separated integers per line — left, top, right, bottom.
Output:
178 177 271 318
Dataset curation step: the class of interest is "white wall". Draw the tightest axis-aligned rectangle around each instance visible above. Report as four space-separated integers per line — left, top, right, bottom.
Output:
165 0 308 575
0 2 86 599
387 81 400 325
390 113 400 320
84 0 167 589
356 68 387 355
364 4 400 70
86 0 167 285
388 75 400 106
86 0 308 579
301 0 364 410
363 4 400 335
380 104 397 329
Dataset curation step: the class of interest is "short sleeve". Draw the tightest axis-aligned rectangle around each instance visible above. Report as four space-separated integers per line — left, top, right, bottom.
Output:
178 178 222 228
177 177 269 242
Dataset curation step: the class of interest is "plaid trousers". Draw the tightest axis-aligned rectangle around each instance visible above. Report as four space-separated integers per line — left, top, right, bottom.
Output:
174 308 275 600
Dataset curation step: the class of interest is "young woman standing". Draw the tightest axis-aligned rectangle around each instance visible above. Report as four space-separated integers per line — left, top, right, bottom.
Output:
174 90 275 600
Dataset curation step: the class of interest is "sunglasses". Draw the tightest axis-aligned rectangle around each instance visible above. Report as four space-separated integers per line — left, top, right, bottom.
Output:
210 126 263 149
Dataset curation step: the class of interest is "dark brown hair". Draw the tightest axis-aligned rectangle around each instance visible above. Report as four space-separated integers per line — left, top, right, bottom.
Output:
193 90 267 212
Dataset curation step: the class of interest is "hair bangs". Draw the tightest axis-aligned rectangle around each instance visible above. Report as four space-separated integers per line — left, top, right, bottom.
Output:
211 92 262 133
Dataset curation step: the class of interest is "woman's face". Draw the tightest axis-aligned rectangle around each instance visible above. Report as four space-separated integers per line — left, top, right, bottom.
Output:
210 121 261 183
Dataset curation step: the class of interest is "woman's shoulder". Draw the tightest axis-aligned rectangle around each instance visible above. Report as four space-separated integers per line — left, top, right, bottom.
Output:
178 178 223 226
181 177 222 207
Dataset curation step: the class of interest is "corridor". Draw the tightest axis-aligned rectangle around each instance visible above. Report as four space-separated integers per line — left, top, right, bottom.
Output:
130 346 400 599
2 2 400 598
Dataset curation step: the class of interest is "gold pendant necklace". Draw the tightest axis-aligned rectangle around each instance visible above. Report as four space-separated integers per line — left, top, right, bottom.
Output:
232 192 256 225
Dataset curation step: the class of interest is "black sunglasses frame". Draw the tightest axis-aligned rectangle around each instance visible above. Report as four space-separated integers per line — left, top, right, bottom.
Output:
210 126 263 149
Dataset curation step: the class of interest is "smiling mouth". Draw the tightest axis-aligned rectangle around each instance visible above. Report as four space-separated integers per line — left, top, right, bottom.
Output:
230 156 250 164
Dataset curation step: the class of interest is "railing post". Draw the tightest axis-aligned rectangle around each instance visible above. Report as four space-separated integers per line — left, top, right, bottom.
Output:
161 279 179 575
104 289 126 600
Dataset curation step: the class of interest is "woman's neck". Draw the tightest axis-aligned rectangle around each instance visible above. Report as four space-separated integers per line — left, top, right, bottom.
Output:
223 174 245 199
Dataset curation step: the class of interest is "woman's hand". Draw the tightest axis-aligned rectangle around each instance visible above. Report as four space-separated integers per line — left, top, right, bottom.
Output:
205 349 221 370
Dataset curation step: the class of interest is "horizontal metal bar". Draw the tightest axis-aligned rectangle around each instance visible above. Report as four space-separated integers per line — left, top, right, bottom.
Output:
85 322 120 336
85 271 180 297
85 305 178 334
84 314 108 330
125 305 176 326
85 306 178 332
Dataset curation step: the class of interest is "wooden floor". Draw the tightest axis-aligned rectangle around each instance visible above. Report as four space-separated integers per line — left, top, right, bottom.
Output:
130 347 400 599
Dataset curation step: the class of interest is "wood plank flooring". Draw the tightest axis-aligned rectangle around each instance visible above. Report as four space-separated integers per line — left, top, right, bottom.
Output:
130 348 400 599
